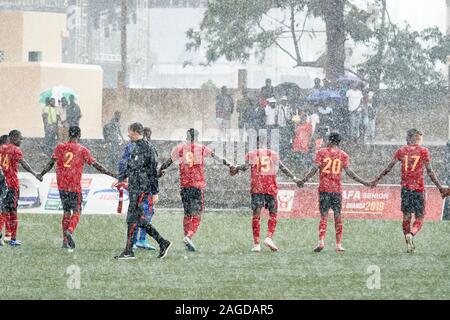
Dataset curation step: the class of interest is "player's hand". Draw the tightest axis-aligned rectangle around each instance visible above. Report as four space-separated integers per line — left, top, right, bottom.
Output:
158 169 166 178
35 173 43 182
229 166 239 176
111 180 119 188
152 194 159 204
440 187 450 198
368 180 378 188
295 179 305 188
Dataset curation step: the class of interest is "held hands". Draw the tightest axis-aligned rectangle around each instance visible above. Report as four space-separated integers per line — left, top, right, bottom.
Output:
229 166 239 176
295 178 305 188
35 173 43 182
439 187 450 199
152 194 159 204
157 169 166 178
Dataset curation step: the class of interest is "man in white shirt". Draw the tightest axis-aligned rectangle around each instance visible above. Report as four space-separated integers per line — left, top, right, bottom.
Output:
277 96 294 161
265 97 279 149
346 84 363 141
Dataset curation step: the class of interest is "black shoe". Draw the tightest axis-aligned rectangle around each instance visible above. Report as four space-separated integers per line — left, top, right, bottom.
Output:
0 233 3 247
62 240 70 249
64 231 75 249
158 240 172 259
114 251 136 260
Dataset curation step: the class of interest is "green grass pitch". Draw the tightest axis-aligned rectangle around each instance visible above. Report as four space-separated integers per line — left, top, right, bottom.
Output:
1 212 450 300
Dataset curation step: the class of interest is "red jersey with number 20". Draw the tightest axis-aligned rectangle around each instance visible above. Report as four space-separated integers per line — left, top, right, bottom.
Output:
0 144 24 190
246 149 279 197
171 143 213 190
52 141 96 192
315 147 349 193
394 145 430 192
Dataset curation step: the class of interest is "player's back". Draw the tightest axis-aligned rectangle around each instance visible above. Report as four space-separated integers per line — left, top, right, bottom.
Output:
315 147 349 193
246 148 279 196
171 142 213 189
394 144 430 192
0 143 23 190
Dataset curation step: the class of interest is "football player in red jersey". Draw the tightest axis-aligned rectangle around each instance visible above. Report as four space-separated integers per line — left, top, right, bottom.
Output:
230 135 298 252
297 132 370 253
371 129 446 253
0 130 42 246
38 126 116 250
158 128 233 252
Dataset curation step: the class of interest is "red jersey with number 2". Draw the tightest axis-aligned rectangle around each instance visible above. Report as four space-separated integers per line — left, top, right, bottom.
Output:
0 144 24 190
52 141 95 192
315 147 349 193
394 145 430 192
171 143 213 190
246 149 279 197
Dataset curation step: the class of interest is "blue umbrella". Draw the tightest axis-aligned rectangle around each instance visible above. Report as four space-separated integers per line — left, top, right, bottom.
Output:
305 90 344 102
337 74 363 84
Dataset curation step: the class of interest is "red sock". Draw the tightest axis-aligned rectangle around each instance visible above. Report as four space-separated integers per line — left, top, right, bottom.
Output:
252 215 260 244
183 216 192 237
62 214 71 240
190 215 202 238
411 217 424 236
0 214 4 233
335 216 343 245
402 216 412 235
5 213 12 237
9 213 18 240
267 213 277 238
319 216 328 241
68 213 80 234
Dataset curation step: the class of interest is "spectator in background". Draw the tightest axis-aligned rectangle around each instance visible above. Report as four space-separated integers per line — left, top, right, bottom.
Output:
42 97 58 155
236 88 254 140
57 97 69 143
317 100 333 134
346 83 363 142
103 111 125 168
291 112 313 168
265 97 279 149
313 78 322 92
67 95 82 128
215 86 234 141
261 78 275 99
367 85 380 144
306 103 320 134
277 96 294 161
444 141 450 220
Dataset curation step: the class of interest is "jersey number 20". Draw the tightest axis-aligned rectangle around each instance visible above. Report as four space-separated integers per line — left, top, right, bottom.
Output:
322 158 341 174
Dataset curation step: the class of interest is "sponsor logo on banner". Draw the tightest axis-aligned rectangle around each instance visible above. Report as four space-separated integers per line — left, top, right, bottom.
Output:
44 178 93 211
92 189 129 202
277 190 295 212
18 178 41 209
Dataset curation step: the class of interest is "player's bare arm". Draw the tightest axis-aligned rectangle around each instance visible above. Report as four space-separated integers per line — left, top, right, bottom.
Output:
279 161 298 183
424 162 445 195
297 166 319 188
230 162 250 176
372 158 397 186
92 162 117 179
158 158 173 177
345 167 370 187
19 159 42 182
211 151 233 168
38 158 56 180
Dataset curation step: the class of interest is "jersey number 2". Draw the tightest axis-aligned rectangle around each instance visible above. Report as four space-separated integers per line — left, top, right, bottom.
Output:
64 152 74 168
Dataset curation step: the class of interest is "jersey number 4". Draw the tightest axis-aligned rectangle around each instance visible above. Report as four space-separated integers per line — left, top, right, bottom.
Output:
0 154 10 170
322 158 342 174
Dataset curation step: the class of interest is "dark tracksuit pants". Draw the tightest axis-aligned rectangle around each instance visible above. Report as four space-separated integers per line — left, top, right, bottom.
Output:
125 190 164 253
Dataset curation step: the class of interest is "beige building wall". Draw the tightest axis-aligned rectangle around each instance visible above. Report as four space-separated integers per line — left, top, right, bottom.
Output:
0 12 24 62
0 62 103 139
0 11 67 63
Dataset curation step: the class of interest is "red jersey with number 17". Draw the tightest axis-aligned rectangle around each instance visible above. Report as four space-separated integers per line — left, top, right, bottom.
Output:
171 143 213 190
52 141 96 192
0 144 24 191
394 145 430 192
315 147 349 193
246 149 279 197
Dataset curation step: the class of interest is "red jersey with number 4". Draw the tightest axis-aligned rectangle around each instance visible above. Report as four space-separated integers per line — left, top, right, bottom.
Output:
171 143 213 190
52 141 96 192
246 149 279 197
315 147 349 193
0 144 24 190
394 145 430 192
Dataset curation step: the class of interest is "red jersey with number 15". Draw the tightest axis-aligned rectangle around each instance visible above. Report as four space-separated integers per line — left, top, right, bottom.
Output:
315 147 349 193
246 149 279 197
0 144 24 191
171 143 213 190
394 145 430 192
52 141 96 192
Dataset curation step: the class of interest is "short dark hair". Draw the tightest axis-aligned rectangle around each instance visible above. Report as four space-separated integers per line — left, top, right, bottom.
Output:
129 122 144 134
8 130 21 140
69 126 81 138
187 128 199 142
407 129 422 143
144 127 152 138
0 135 8 145
328 132 342 145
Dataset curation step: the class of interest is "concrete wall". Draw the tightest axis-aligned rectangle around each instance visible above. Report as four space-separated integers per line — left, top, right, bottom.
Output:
0 11 66 63
0 62 103 138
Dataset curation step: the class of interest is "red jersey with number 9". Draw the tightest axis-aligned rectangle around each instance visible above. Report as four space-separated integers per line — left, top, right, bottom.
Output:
394 145 430 192
0 144 24 190
171 143 213 190
315 147 349 193
52 141 95 192
246 149 279 197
